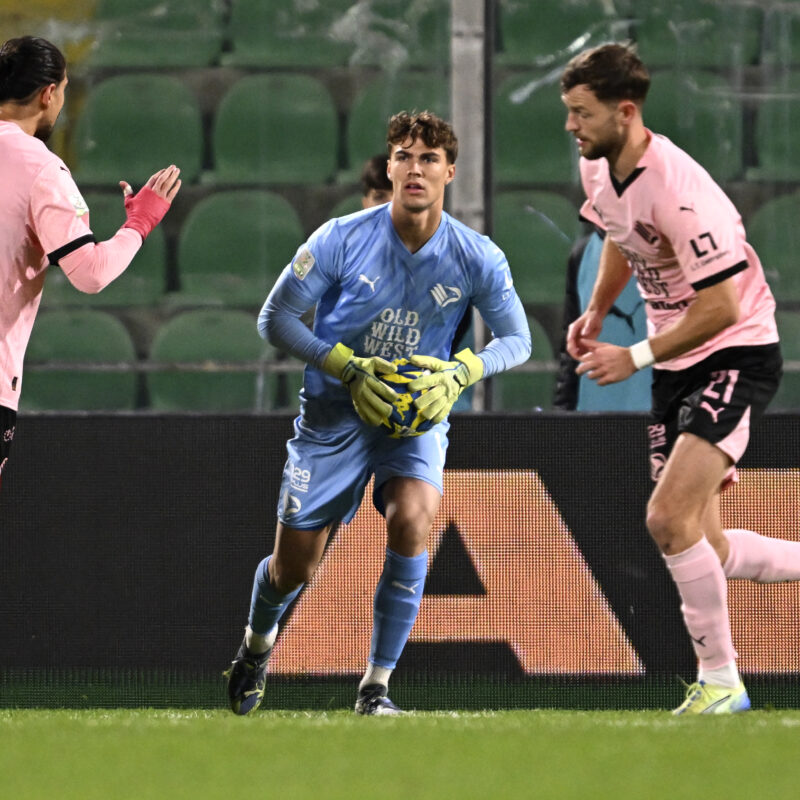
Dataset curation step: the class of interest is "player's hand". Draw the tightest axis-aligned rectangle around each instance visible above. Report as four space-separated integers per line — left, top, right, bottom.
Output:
407 348 483 424
575 339 636 386
322 343 399 426
120 165 181 240
566 310 604 360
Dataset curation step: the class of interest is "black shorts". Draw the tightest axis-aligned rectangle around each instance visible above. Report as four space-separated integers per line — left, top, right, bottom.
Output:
648 344 782 482
1 405 16 481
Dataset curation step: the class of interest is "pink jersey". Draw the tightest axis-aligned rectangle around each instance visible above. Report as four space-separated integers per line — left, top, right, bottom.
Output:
1 121 95 410
579 132 778 371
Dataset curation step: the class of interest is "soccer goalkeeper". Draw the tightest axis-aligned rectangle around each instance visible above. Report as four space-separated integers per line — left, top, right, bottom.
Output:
225 110 531 715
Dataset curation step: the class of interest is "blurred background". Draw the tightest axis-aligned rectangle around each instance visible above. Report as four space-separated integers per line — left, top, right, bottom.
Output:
6 0 800 414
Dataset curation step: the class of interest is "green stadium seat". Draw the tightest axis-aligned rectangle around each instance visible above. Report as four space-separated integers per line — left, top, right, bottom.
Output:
761 5 800 67
494 72 577 185
328 193 365 219
493 191 581 305
42 191 166 308
745 193 800 302
169 190 304 307
497 0 630 67
749 73 800 182
491 314 555 412
222 0 352 67
346 72 450 179
87 0 222 68
147 310 275 412
349 0 450 68
71 74 203 187
772 311 800 411
212 75 338 185
632 0 762 69
21 309 137 411
644 71 743 182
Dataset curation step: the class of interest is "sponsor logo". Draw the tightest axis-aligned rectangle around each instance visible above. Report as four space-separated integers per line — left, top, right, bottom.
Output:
3 426 15 443
283 492 302 516
391 581 421 595
430 283 462 307
358 274 380 292
292 248 315 280
650 452 667 482
700 401 724 424
362 307 421 360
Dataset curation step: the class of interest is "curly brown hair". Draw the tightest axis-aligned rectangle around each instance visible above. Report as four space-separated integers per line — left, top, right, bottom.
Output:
386 110 458 164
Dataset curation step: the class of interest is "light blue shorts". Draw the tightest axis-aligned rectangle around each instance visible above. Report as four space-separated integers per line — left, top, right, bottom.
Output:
276 406 449 530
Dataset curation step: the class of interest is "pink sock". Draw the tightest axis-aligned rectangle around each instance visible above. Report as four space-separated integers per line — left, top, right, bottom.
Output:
664 538 738 671
723 528 800 582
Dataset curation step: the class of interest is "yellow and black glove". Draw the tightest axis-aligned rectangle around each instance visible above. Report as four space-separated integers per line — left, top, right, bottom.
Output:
323 342 398 426
407 348 484 424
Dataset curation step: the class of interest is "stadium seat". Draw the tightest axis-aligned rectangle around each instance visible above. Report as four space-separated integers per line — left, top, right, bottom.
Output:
223 0 352 67
346 72 450 179
21 309 137 411
42 191 167 308
71 74 203 187
761 5 800 66
494 72 578 185
750 73 800 182
644 71 743 182
212 75 338 185
632 0 762 69
772 311 800 411
491 313 556 412
170 190 304 307
497 0 630 67
147 310 275 412
745 193 800 302
492 191 581 305
328 193 365 220
87 0 223 68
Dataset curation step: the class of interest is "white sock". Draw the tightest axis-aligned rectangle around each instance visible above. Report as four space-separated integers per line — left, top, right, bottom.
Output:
359 663 393 691
245 624 278 655
699 661 741 689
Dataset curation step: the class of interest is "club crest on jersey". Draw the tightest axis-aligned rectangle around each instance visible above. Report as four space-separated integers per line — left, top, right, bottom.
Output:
634 220 658 245
430 283 462 307
70 193 89 217
293 248 315 280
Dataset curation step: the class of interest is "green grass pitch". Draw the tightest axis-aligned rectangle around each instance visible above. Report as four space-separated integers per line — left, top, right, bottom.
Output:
2 709 799 799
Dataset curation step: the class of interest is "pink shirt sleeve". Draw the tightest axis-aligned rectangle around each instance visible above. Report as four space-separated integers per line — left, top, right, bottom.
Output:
59 227 142 293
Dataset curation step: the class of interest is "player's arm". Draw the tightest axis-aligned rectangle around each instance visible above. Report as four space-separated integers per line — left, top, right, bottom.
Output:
576 278 739 386
565 235 632 359
258 244 399 425
46 166 180 293
408 252 532 423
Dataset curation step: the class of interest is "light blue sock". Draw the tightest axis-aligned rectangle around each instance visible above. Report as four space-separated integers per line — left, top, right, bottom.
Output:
369 548 428 669
248 556 302 635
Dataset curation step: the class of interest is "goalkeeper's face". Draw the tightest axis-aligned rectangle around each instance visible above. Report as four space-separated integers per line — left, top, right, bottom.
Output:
388 138 455 215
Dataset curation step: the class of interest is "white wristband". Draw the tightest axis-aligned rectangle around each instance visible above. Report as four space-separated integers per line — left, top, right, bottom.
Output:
629 339 655 370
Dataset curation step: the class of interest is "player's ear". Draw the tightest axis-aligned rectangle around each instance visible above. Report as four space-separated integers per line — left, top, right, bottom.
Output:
444 162 456 185
39 83 57 108
617 99 639 125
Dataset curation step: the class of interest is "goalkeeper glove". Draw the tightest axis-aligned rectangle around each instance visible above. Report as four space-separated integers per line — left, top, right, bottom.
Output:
323 342 399 426
407 348 483 424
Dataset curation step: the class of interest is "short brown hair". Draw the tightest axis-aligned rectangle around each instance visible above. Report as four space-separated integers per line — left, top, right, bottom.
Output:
360 153 391 195
560 43 650 105
386 110 458 164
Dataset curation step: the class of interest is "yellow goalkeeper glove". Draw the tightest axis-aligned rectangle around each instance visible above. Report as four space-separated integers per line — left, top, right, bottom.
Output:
323 342 399 426
407 348 484 424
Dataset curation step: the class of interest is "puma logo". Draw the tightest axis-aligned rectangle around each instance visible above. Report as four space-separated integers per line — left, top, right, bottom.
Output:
358 274 380 292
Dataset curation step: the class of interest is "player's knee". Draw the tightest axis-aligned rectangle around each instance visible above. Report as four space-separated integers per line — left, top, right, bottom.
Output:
270 560 312 595
646 499 685 552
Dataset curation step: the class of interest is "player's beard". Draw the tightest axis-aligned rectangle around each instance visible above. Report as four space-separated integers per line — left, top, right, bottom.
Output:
34 121 55 142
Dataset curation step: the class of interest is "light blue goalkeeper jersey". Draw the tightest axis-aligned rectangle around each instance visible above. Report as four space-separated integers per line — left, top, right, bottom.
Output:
259 203 530 415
